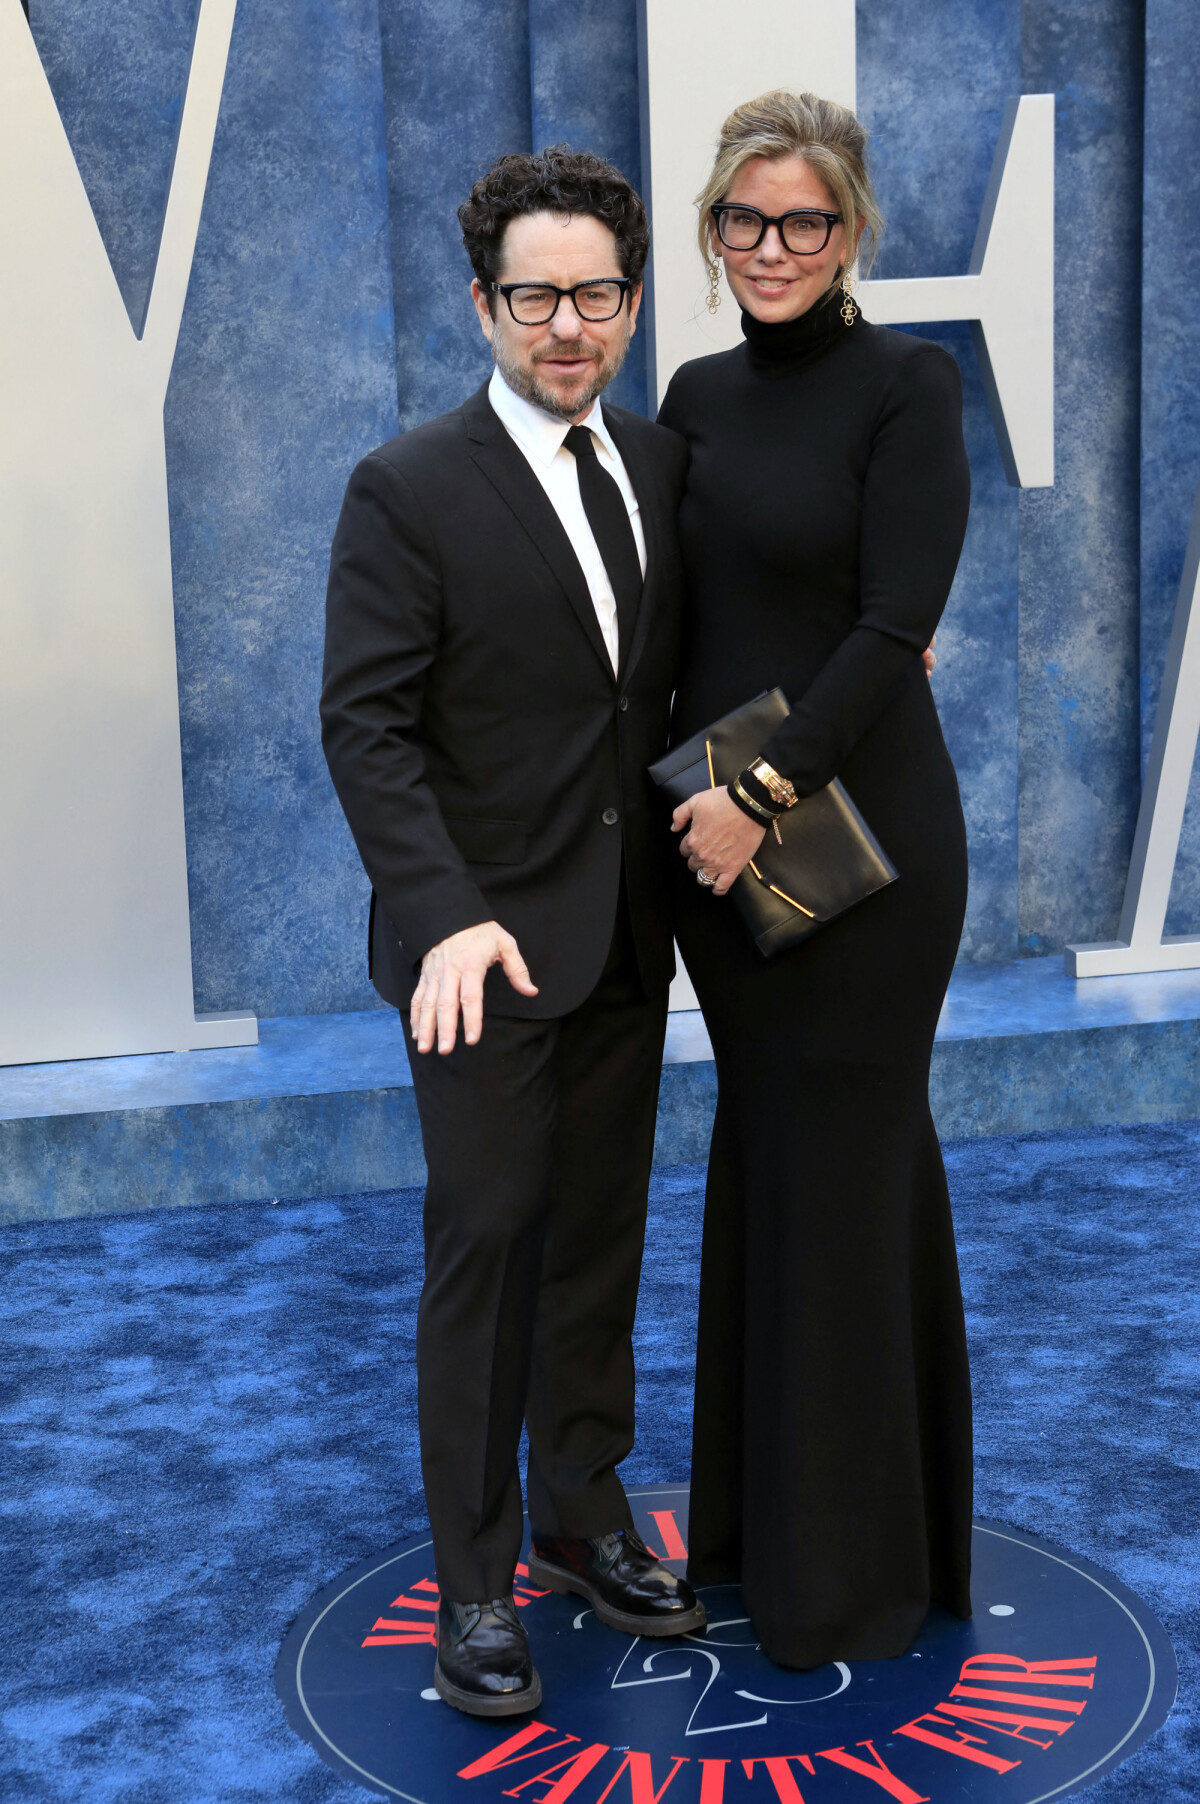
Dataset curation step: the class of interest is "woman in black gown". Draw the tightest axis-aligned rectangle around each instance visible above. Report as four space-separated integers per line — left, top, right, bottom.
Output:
658 90 974 1670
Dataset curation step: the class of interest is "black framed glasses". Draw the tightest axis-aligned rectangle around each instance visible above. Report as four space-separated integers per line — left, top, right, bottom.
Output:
710 203 843 256
492 278 634 325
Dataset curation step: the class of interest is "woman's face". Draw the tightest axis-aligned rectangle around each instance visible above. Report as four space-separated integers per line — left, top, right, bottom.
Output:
714 155 850 324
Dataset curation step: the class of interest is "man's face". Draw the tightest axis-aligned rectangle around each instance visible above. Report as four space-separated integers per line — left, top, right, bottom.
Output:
472 211 641 422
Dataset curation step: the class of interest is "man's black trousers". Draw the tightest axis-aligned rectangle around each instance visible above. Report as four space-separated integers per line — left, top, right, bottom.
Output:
404 891 670 1603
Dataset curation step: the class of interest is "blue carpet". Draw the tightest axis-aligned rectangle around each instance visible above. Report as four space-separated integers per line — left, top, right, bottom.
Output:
0 1122 1196 1801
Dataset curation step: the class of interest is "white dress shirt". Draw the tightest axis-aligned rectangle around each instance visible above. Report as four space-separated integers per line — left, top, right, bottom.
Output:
488 365 647 674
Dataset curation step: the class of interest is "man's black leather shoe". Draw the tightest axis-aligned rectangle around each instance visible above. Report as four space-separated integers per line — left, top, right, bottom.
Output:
433 1596 542 1717
527 1529 706 1637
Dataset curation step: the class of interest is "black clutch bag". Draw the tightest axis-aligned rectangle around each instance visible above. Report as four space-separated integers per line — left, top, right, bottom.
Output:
648 689 898 958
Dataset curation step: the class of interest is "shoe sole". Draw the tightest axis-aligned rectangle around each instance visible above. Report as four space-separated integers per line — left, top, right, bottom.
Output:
433 1660 543 1717
526 1554 707 1638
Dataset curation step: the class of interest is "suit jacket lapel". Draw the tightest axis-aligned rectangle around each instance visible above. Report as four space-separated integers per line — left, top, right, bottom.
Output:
463 386 615 680
603 405 663 685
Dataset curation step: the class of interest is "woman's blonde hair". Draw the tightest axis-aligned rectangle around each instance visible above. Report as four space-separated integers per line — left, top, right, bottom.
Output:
696 89 884 283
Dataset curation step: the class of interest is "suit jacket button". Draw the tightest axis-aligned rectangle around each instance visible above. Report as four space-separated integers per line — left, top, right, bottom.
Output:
619 695 629 711
602 807 619 826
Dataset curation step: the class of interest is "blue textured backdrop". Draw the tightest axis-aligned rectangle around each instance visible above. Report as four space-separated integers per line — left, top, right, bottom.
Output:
1017 0 1145 954
858 0 1021 961
1143 0 1200 936
24 0 1200 1014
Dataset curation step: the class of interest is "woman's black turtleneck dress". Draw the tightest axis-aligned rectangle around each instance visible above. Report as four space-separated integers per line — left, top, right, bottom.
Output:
658 294 974 1670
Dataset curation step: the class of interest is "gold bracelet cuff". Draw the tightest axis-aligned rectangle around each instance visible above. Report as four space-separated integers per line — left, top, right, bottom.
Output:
747 758 798 810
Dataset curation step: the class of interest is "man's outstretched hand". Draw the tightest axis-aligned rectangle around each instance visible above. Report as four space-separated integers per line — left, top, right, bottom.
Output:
410 921 537 1055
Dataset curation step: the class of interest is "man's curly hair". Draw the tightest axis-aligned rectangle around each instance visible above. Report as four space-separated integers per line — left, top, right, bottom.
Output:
459 146 650 303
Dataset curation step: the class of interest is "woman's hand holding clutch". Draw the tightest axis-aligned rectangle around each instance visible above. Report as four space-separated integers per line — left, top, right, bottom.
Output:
672 787 766 896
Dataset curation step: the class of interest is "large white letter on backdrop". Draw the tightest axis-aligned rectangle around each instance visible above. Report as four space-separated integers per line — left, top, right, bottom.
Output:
1067 483 1200 976
0 0 255 1065
637 0 1055 1007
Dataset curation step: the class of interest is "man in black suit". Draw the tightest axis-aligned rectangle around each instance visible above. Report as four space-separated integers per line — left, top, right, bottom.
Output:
321 147 702 1717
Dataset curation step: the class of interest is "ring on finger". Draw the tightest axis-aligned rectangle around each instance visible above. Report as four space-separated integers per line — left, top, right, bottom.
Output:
696 868 717 888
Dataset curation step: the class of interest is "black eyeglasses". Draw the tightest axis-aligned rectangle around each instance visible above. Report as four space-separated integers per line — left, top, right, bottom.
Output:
492 278 634 325
709 203 843 256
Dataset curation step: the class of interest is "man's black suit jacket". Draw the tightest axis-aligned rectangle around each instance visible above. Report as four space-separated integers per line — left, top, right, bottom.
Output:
321 381 688 1017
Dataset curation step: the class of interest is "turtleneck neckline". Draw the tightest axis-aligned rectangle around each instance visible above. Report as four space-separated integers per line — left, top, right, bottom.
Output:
740 283 851 374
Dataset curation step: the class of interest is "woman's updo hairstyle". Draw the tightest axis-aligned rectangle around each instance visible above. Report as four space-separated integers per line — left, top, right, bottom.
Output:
696 89 884 284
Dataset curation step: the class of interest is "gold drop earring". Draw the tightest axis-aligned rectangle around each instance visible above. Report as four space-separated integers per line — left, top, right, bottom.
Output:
706 259 722 315
840 266 858 325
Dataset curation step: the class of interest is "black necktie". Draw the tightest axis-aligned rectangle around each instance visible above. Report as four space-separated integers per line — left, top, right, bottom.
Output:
564 424 642 672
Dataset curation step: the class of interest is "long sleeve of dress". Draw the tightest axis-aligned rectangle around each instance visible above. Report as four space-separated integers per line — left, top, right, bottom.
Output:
757 343 969 795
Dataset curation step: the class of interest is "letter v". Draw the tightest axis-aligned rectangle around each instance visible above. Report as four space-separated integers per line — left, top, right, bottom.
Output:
457 1725 581 1780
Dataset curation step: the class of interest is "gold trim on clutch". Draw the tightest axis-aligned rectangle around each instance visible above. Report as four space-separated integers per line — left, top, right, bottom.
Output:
769 883 815 918
705 738 716 789
747 857 816 919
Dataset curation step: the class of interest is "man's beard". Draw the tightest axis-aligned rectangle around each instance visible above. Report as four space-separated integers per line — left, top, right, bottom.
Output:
492 330 631 421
